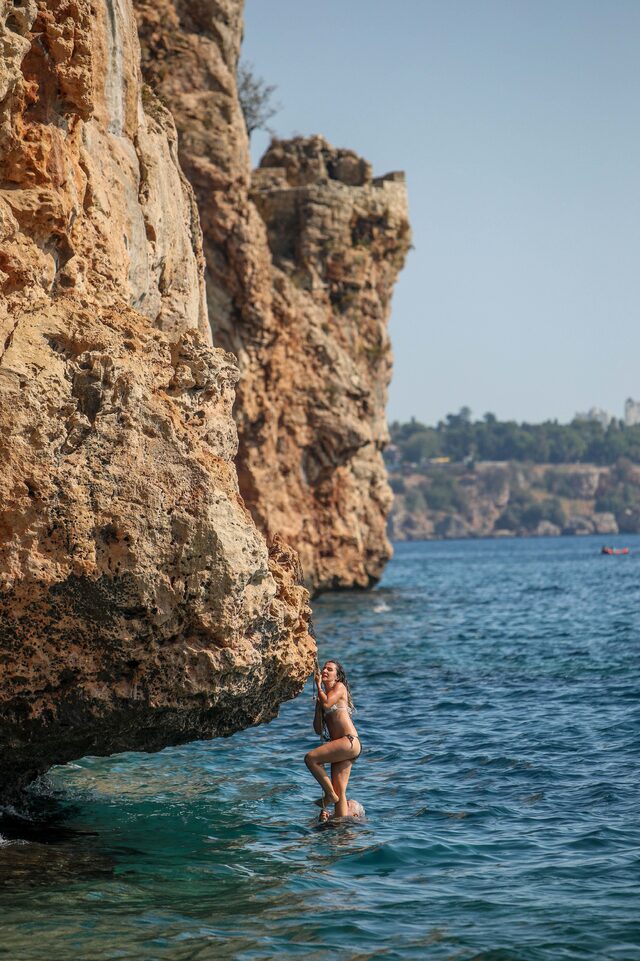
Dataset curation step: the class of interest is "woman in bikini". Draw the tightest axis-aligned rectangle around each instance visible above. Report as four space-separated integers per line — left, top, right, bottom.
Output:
304 660 361 817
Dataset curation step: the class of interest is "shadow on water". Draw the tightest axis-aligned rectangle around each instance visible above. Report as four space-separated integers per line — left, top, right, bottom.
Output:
0 784 114 887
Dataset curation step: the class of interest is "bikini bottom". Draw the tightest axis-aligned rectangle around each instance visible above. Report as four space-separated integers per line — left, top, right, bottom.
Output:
325 732 362 762
346 733 362 762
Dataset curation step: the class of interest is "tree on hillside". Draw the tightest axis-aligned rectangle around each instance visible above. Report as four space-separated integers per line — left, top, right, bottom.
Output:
399 428 440 464
237 60 280 138
389 412 640 467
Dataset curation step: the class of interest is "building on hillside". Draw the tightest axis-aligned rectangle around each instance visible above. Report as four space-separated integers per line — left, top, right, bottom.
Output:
574 407 613 428
624 398 640 426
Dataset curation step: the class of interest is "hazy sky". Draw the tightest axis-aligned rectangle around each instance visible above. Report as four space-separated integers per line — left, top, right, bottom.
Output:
243 0 640 426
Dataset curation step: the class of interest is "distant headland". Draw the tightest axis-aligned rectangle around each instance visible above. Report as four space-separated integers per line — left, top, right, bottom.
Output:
386 408 640 540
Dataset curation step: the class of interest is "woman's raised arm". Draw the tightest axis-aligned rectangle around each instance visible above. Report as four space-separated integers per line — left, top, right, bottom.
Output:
315 680 346 710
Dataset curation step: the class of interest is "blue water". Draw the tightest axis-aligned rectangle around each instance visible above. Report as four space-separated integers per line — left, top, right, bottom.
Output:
2 536 640 961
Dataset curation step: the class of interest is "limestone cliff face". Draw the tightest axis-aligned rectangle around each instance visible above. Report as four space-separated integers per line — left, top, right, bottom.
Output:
388 462 622 540
247 140 410 590
134 1 411 592
0 0 209 337
0 0 313 793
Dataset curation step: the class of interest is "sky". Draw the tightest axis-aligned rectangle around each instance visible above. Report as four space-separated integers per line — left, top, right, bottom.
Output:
243 0 640 426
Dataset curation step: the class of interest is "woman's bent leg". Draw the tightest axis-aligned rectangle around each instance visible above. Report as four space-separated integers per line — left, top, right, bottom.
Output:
305 748 339 804
304 739 358 806
331 759 353 817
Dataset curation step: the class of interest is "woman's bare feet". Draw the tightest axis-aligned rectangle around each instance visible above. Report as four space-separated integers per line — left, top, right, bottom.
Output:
314 787 339 808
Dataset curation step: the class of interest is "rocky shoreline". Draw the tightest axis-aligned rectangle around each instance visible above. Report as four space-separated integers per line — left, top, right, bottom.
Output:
389 462 633 541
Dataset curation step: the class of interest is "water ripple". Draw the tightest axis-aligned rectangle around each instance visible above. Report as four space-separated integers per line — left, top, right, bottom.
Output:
1 536 640 960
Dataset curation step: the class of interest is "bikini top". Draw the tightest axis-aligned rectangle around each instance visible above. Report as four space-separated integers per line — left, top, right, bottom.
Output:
323 702 352 716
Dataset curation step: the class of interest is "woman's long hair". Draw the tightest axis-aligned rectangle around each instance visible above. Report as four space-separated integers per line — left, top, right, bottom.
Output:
325 660 355 712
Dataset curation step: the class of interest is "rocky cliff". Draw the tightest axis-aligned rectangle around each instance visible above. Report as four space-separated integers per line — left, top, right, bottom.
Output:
389 462 624 540
134 1 411 592
0 0 313 794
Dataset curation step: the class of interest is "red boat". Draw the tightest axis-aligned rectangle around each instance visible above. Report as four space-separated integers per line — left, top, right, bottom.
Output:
601 546 629 555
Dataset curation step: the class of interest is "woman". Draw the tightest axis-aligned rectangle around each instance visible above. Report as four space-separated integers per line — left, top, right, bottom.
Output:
304 660 361 817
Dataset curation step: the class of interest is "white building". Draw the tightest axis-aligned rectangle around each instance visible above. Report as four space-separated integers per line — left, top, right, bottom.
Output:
624 398 640 426
574 407 613 428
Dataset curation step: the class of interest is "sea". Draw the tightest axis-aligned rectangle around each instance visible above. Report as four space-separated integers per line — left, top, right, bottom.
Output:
1 535 639 961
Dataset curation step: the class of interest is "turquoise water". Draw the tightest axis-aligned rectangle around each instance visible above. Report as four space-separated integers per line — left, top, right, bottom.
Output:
2 536 639 960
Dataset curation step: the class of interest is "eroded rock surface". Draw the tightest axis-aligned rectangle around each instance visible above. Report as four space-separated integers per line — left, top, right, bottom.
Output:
0 0 313 794
249 139 410 590
135 1 411 592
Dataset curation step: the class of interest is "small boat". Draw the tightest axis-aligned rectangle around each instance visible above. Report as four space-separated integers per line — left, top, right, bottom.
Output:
601 546 629 555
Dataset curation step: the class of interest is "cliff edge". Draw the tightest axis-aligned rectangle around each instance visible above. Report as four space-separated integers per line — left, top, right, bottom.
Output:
0 0 313 795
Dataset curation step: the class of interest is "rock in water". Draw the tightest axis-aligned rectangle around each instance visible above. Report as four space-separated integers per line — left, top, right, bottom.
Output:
0 0 313 796
134 1 412 592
